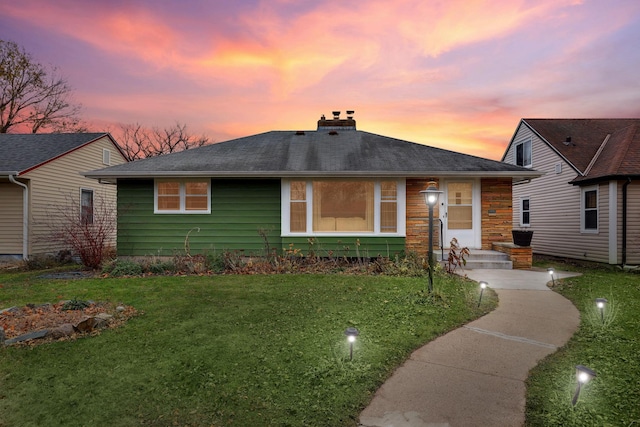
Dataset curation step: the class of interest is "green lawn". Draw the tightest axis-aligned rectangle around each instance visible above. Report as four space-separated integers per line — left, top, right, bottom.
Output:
0 269 494 427
526 265 640 426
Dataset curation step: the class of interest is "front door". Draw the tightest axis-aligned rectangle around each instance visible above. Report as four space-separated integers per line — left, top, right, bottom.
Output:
442 180 480 249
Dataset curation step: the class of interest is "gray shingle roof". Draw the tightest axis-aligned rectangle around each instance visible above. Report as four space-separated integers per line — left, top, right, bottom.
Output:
85 129 537 179
0 133 109 174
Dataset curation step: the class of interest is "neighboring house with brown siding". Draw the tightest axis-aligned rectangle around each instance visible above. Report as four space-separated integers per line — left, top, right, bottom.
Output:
502 119 640 266
0 133 128 260
84 112 538 263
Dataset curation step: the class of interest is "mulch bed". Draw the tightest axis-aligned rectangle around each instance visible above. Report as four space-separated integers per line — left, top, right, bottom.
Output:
1 301 140 346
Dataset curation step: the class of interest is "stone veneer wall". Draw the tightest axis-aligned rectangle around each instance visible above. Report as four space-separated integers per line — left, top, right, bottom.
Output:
481 178 513 250
405 178 440 256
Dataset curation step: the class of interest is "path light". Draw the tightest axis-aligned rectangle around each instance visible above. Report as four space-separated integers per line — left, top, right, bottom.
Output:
345 327 359 360
572 365 597 406
478 281 488 307
595 298 608 324
420 181 443 294
547 267 556 286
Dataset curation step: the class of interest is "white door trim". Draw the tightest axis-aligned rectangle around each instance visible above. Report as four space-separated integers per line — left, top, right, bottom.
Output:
441 178 481 249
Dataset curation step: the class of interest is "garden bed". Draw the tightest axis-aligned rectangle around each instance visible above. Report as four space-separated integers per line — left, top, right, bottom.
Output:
1 300 139 346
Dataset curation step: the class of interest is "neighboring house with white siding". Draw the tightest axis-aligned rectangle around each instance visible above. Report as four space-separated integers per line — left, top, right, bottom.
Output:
0 133 128 260
502 119 640 266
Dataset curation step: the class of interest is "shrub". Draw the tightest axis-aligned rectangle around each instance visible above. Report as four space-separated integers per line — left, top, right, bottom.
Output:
44 193 116 269
62 298 90 311
102 259 143 277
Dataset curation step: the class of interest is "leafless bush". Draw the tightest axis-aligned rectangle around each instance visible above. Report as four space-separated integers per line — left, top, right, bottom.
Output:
45 192 116 269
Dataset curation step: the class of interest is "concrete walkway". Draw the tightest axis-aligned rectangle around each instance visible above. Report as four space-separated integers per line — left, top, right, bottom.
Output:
359 268 581 427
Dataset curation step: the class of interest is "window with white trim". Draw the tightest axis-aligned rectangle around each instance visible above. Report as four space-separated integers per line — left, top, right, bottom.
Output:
155 179 211 213
515 138 532 167
520 197 530 227
283 179 405 235
581 186 598 232
80 188 94 225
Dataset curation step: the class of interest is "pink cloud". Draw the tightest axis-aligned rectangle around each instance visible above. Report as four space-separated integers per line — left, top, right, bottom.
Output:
2 0 640 162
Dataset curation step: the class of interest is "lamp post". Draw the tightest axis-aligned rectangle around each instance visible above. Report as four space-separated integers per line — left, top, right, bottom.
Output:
595 298 608 324
344 327 359 360
420 181 443 294
547 267 556 286
478 281 488 307
572 365 597 406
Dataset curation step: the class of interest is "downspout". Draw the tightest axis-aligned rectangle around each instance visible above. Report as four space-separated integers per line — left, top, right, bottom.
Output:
8 174 29 261
622 178 631 267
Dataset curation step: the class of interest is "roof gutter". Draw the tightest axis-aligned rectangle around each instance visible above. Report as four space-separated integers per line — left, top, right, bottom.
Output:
83 170 543 180
7 173 29 261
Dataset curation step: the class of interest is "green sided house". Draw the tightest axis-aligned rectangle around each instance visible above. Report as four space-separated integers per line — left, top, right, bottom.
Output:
84 112 539 263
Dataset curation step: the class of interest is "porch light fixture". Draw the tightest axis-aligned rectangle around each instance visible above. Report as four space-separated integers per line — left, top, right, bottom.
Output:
595 298 608 324
478 281 488 307
572 365 597 406
420 181 443 294
547 268 556 286
344 327 360 360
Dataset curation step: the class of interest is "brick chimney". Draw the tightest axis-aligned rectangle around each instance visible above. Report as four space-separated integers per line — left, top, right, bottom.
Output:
317 110 356 130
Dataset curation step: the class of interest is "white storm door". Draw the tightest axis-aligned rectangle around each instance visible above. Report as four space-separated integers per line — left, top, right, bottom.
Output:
442 180 480 249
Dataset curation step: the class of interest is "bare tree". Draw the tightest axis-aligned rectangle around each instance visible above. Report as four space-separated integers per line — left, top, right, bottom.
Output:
115 121 210 161
0 40 85 133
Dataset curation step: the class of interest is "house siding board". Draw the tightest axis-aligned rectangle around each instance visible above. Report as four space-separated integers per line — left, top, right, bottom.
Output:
117 179 282 256
23 136 125 255
0 183 24 254
625 181 640 264
481 178 513 250
508 125 613 263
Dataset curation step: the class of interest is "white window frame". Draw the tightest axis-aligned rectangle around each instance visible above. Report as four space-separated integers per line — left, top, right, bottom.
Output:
581 185 598 233
80 187 94 225
154 179 211 214
519 196 530 227
514 137 532 168
281 179 406 236
102 148 111 166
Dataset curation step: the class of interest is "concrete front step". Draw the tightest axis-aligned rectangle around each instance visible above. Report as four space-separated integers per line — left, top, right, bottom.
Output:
437 249 513 270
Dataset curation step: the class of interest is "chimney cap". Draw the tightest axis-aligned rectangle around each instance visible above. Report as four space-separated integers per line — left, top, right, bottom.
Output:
317 110 357 130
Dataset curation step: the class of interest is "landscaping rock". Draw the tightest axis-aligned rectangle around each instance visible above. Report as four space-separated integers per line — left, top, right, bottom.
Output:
93 313 113 329
4 330 49 345
48 323 75 339
116 305 126 312
0 306 19 315
73 317 96 333
95 313 113 321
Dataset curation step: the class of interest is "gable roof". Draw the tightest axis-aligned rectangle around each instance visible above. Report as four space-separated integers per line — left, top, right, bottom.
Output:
0 133 125 176
84 129 539 180
506 119 640 184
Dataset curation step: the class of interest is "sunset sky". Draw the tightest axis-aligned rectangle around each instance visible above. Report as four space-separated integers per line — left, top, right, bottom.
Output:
2 0 640 159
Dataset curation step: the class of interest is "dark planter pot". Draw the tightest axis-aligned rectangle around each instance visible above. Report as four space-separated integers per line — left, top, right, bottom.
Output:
512 230 533 247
